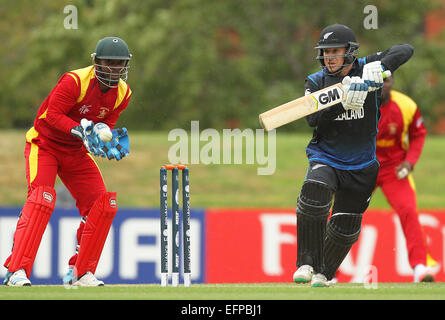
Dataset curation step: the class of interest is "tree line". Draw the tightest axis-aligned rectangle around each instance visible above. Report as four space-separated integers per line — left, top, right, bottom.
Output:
1 0 445 132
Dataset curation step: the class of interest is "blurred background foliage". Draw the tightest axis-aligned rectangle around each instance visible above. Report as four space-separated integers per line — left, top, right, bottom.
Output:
1 0 445 132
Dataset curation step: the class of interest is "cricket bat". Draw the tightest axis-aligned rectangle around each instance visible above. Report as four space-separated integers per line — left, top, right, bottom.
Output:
259 71 391 131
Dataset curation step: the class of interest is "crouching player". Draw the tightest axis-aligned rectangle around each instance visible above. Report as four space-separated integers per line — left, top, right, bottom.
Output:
3 37 132 286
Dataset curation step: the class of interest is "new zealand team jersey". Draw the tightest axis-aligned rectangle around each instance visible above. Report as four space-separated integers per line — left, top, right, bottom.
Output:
304 44 414 170
30 65 132 149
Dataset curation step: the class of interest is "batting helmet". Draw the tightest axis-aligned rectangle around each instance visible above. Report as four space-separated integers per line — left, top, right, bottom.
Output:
315 24 359 75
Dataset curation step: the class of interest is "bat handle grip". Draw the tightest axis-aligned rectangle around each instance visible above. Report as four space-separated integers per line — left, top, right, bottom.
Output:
382 70 391 79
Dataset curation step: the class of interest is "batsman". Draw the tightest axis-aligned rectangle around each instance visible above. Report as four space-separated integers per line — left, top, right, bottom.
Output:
3 37 132 286
293 24 413 287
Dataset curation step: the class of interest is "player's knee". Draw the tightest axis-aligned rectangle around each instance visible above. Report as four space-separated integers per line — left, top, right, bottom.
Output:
297 180 333 217
28 185 57 211
90 191 118 218
327 213 362 245
395 204 416 221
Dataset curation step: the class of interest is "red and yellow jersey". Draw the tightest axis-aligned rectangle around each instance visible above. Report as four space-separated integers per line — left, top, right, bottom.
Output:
376 90 426 173
30 65 132 148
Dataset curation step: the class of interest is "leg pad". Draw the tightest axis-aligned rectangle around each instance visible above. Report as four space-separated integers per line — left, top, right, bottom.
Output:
74 192 117 277
296 180 333 272
323 213 362 279
5 186 56 277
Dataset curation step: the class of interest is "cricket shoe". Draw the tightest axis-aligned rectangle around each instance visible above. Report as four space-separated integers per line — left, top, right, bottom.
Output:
293 265 314 283
3 269 32 286
327 277 338 285
63 268 104 286
413 264 435 283
311 273 329 287
72 272 104 287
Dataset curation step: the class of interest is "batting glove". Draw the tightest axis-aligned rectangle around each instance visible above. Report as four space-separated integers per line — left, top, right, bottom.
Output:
362 61 384 91
341 76 369 111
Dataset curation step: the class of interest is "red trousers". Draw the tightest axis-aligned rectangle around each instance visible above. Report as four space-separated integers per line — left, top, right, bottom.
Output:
375 169 427 268
4 129 107 273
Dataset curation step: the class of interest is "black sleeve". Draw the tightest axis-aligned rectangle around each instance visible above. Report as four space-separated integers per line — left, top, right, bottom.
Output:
304 78 345 127
365 44 414 73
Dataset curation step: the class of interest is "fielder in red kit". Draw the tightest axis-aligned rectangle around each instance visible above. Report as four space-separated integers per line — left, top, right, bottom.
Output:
376 75 436 282
3 37 132 286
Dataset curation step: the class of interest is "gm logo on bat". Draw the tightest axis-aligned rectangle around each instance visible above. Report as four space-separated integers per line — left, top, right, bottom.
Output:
310 86 344 110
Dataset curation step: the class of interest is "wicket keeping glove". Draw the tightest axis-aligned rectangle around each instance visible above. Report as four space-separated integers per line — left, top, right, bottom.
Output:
341 76 369 111
71 119 106 157
99 127 130 161
362 61 384 91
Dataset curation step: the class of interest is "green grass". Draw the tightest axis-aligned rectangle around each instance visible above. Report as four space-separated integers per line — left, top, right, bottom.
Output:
1 129 445 209
0 283 444 300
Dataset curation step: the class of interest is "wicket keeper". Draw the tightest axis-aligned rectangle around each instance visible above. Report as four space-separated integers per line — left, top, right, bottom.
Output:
293 24 413 287
3 37 132 286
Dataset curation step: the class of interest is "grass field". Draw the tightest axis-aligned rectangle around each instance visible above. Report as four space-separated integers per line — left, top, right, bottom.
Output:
0 283 444 300
1 129 445 209
2 131 444 306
